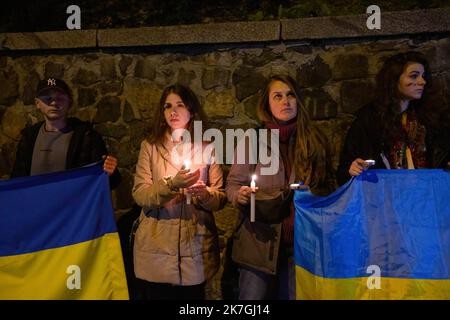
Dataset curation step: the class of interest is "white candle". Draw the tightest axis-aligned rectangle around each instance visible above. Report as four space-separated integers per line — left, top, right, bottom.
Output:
183 160 191 171
250 174 256 222
184 160 192 205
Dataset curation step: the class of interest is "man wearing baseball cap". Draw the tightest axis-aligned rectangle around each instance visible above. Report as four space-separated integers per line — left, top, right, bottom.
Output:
11 77 120 187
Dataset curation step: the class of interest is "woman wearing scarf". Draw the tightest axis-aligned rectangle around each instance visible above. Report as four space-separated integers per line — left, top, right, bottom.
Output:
225 75 334 300
337 51 450 185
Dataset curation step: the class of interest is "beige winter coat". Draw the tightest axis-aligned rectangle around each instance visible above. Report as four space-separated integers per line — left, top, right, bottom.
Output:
132 137 226 285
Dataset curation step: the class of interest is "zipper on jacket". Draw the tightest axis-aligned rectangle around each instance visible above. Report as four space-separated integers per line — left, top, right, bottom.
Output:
177 199 184 285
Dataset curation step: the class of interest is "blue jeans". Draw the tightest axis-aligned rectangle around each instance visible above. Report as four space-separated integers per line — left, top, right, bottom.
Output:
238 251 296 300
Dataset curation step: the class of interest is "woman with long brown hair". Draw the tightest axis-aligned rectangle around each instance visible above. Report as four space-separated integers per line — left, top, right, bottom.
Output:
337 51 450 185
225 75 334 300
132 84 226 299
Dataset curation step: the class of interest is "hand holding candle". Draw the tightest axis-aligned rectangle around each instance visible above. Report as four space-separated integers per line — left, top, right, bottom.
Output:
250 174 256 222
170 161 199 196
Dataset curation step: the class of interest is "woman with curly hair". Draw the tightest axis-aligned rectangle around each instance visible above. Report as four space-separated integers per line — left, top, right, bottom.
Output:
337 51 450 185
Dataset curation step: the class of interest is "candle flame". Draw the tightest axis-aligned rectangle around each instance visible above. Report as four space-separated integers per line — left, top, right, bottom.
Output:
184 160 191 170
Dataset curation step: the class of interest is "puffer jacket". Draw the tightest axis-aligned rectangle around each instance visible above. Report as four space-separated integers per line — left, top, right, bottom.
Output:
132 138 226 285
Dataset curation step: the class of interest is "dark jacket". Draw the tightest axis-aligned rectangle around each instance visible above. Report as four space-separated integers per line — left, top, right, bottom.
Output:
337 104 450 186
225 131 296 275
11 117 121 188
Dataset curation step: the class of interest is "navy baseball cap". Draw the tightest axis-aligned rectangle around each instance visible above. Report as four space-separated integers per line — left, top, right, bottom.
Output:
36 77 72 98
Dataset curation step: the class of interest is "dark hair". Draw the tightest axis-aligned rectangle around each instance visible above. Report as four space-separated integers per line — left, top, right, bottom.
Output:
258 75 333 193
147 84 205 145
374 51 432 149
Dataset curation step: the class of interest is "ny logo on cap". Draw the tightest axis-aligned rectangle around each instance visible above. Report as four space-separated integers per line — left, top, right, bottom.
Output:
47 78 57 86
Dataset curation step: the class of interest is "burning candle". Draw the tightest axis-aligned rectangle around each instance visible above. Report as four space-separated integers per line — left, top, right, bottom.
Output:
183 160 191 171
184 160 192 205
250 174 256 222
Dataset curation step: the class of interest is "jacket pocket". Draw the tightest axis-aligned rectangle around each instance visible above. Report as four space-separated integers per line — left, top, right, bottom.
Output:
135 216 177 255
231 220 280 275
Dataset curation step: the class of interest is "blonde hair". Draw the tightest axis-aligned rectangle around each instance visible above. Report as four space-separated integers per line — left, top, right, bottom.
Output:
258 75 334 194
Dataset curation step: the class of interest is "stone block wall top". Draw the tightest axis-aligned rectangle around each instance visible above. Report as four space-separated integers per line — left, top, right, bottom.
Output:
282 8 450 40
1 8 449 51
0 30 97 50
97 21 280 47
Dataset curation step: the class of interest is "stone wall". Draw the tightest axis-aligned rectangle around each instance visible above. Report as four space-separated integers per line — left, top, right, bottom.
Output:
1 10 450 299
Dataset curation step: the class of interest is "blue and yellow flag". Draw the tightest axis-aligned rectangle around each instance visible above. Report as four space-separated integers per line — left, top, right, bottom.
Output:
0 163 129 299
294 169 450 300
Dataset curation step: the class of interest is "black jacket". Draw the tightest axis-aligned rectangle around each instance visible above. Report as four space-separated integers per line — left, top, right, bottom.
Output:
11 117 121 188
337 104 450 186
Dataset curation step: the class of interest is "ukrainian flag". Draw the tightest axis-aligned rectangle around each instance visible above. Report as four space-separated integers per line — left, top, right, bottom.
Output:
0 163 129 299
294 169 450 300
